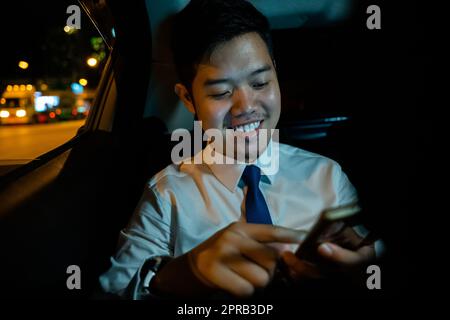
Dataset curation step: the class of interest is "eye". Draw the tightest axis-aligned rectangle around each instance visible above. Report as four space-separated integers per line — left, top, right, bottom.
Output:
252 81 269 89
209 91 231 99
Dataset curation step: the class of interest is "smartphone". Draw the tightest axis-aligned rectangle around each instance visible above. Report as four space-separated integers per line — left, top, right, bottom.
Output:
294 202 370 264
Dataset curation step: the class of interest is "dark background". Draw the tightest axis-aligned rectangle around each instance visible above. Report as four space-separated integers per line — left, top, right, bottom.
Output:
0 0 104 91
272 0 424 297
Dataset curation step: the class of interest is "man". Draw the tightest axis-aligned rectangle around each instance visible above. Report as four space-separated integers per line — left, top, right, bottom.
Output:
99 0 376 299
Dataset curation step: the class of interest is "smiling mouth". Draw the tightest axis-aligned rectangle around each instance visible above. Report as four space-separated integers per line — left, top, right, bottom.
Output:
227 120 263 133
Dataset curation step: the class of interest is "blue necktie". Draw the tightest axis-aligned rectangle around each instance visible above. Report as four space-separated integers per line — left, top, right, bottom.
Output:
242 165 273 224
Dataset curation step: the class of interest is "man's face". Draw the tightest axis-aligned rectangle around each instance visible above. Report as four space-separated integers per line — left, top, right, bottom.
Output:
190 32 281 161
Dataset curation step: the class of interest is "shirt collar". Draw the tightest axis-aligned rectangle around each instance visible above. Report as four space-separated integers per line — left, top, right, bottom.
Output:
193 140 277 193
254 140 277 185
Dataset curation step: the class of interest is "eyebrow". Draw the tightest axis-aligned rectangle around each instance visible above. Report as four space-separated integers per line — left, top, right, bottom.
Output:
203 64 272 87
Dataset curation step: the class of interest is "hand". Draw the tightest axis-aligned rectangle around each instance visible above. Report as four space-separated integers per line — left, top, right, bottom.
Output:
281 242 376 282
187 221 305 297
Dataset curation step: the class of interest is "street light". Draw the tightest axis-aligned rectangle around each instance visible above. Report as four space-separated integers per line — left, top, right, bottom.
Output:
64 25 77 34
79 78 88 86
87 57 98 67
18 61 29 69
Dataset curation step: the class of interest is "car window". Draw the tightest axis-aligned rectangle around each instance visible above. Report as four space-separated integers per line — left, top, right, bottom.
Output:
0 1 112 177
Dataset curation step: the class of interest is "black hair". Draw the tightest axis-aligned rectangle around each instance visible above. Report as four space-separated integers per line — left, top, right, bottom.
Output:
171 0 274 91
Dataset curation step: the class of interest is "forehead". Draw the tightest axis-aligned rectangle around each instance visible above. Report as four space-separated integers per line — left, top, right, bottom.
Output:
195 32 273 83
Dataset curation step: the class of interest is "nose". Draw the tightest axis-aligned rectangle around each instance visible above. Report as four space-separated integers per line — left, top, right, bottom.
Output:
230 87 256 117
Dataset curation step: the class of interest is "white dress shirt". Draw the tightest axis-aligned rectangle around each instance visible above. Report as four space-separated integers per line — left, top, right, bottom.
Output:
99 142 359 298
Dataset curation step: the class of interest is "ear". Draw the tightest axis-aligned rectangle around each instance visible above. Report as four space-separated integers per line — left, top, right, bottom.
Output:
175 83 195 114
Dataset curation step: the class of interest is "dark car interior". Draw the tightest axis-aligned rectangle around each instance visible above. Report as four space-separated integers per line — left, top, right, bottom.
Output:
0 0 421 299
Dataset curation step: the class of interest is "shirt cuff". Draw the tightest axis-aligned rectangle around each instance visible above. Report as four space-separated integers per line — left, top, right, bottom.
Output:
130 256 172 300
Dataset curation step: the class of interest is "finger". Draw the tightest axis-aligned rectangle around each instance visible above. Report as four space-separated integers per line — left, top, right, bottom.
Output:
281 251 323 279
317 242 370 266
225 256 272 288
231 222 306 244
267 242 300 254
209 264 255 298
238 238 280 276
357 244 376 261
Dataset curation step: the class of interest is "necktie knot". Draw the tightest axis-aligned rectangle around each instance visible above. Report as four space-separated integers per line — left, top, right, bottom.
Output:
242 165 261 188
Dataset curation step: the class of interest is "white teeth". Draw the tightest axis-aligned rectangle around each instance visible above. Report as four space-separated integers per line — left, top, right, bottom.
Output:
233 121 260 133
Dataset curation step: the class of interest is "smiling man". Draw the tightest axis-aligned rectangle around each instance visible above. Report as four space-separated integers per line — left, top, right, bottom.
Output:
175 31 280 164
99 0 376 299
